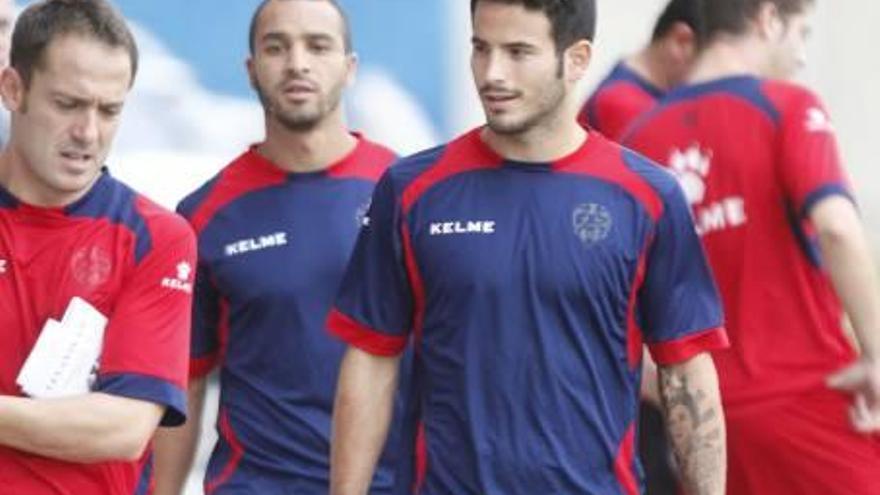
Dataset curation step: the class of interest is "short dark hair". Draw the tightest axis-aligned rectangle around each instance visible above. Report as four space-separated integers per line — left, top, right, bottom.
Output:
11 0 138 88
470 0 597 52
651 0 703 42
700 0 815 39
248 0 353 55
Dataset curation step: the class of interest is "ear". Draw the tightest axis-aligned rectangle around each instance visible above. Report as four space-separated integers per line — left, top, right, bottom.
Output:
564 39 592 84
755 1 784 40
344 51 359 88
245 56 258 90
666 22 697 62
0 67 25 113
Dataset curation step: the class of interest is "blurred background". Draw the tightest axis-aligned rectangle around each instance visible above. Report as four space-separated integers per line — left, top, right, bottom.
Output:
9 1 874 493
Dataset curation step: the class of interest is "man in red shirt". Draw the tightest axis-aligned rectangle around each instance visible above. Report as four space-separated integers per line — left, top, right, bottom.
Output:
624 1 880 493
580 0 701 140
0 1 195 494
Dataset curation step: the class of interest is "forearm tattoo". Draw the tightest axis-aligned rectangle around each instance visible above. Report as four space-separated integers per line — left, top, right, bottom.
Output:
659 369 725 495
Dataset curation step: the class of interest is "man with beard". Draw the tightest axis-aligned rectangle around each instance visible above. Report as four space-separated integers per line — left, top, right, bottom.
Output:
152 1 400 494
327 1 728 494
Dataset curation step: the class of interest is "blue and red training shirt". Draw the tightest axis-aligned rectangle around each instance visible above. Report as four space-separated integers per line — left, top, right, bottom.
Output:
0 171 195 495
623 76 857 408
329 128 728 495
177 135 402 494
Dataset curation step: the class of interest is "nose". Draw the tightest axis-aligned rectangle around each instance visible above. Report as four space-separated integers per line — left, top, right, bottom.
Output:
483 51 507 84
285 43 311 74
70 109 99 146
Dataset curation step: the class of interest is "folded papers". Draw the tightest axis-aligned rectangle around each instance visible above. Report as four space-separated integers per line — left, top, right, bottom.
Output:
17 297 108 398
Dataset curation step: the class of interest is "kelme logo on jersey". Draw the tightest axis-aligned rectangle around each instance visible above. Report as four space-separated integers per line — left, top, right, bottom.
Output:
0 259 7 275
573 203 612 246
429 220 496 236
668 145 747 236
161 261 193 293
225 232 288 257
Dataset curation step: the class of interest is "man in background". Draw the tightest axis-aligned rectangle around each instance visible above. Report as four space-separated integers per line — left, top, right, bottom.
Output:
624 0 880 493
580 0 702 140
152 0 401 493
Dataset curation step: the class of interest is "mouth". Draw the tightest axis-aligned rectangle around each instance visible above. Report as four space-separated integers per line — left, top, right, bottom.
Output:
59 150 95 167
281 80 319 98
481 91 519 111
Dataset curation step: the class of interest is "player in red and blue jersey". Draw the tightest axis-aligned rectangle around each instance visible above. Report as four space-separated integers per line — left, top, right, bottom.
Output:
579 0 702 141
0 2 195 494
328 1 729 494
151 1 402 494
623 1 880 493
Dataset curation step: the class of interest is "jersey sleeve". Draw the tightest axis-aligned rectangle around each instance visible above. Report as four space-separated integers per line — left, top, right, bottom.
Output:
640 182 729 365
326 170 413 356
95 224 196 427
188 259 223 379
776 88 853 218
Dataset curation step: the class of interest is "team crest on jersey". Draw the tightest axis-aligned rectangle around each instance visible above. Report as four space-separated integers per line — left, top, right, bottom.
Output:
70 245 113 290
161 261 193 293
356 199 371 228
572 203 612 246
669 145 711 205
805 107 834 134
668 145 747 236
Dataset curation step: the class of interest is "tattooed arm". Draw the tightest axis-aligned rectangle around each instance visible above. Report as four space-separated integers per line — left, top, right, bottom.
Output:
658 352 726 495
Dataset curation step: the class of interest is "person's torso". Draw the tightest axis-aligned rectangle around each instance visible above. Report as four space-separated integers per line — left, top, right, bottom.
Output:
392 131 672 494
181 140 401 493
623 76 856 407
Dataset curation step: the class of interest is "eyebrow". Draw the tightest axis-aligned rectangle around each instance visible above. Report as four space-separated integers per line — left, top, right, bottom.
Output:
259 31 338 45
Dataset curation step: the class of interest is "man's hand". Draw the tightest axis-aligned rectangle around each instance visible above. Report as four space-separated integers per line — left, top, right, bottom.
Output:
827 359 880 433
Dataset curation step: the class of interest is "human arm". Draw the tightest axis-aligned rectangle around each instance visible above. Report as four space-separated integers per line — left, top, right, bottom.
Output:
0 392 163 462
330 347 401 495
153 375 210 495
658 352 726 495
812 197 880 432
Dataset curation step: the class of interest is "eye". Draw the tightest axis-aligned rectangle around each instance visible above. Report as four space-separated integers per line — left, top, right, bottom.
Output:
99 105 122 118
309 41 332 54
263 43 284 56
55 98 78 111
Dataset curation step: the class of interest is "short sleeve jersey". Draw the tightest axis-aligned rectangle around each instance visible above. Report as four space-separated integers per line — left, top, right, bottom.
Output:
0 171 195 495
623 76 856 407
329 128 727 495
176 136 401 494
579 61 665 141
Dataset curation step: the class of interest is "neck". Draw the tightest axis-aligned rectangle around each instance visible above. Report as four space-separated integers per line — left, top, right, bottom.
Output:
481 111 587 163
257 111 357 173
687 36 765 84
0 149 99 208
626 44 674 91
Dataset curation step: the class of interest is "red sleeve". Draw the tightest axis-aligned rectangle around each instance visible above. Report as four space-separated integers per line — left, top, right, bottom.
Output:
591 84 658 141
770 84 853 217
97 216 196 426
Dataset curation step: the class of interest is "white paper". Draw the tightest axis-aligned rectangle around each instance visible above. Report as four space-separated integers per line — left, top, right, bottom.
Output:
16 298 108 398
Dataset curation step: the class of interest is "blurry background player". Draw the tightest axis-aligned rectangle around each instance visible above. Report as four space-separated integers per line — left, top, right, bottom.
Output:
151 0 401 494
0 1 195 494
579 0 702 141
328 0 728 494
624 0 880 493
